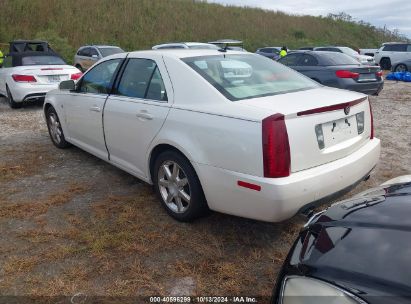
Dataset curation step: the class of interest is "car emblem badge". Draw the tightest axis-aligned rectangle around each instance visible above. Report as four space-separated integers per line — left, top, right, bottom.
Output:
344 106 350 115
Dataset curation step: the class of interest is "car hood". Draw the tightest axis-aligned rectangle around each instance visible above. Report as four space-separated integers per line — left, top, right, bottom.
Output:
297 182 411 298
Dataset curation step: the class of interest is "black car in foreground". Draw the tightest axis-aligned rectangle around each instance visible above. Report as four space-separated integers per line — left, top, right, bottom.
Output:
272 176 411 304
278 51 384 95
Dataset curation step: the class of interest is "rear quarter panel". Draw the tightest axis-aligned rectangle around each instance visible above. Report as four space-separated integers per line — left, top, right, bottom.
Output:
150 108 263 177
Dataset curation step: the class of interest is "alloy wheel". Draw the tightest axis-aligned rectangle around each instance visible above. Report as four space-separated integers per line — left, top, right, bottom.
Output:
48 112 62 144
395 64 408 72
158 160 191 214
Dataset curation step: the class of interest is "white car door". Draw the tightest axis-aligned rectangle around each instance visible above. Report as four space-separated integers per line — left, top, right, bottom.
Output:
0 56 12 95
104 55 173 179
63 58 123 160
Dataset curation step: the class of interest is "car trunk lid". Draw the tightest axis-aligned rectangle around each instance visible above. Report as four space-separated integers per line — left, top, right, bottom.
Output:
11 65 78 84
237 87 373 173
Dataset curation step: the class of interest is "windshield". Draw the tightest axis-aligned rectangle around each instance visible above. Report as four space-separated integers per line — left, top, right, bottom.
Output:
183 54 319 101
340 47 359 56
21 56 66 66
98 47 124 57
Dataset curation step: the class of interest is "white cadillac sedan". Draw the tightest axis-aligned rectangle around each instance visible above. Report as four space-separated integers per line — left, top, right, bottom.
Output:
43 49 380 222
0 51 82 108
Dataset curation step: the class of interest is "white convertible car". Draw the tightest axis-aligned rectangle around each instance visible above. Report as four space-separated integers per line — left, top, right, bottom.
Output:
0 51 82 108
43 49 380 222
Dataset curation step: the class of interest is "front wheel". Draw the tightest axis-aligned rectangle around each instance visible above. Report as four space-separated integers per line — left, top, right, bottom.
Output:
153 151 208 222
6 85 22 109
46 106 71 148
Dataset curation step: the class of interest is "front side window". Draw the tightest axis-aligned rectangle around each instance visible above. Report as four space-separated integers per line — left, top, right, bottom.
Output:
79 59 121 94
117 58 167 101
278 53 301 66
407 45 411 52
21 56 66 66
184 54 318 101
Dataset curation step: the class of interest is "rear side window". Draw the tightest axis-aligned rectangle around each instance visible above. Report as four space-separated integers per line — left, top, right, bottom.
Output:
299 54 318 66
21 56 66 66
90 48 99 56
384 44 407 52
116 58 167 101
407 45 411 52
318 53 360 65
79 59 121 94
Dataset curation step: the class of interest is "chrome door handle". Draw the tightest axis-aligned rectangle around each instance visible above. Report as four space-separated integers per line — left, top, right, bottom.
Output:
89 106 101 112
136 111 153 120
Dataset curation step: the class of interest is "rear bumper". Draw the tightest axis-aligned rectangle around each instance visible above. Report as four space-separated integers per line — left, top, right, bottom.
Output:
342 80 384 96
195 138 380 222
8 82 59 102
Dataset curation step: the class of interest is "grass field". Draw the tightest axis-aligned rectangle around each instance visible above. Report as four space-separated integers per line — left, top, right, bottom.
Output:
0 0 407 62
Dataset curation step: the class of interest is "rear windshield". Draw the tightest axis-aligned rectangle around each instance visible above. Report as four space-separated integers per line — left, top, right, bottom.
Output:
183 54 318 101
21 56 66 66
319 53 360 66
98 47 124 57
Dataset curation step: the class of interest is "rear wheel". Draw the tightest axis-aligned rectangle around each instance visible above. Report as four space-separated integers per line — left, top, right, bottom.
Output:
6 85 22 109
153 150 208 222
395 64 408 72
46 106 71 148
380 58 391 70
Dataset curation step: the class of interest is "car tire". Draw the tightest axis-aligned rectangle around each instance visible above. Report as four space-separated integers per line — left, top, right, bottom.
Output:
6 85 22 109
45 106 71 148
153 150 209 222
380 58 391 70
395 64 408 72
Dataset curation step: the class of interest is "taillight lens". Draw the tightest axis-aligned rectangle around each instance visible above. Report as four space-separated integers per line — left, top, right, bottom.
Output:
335 70 359 79
12 74 37 82
369 100 374 139
376 71 383 77
71 72 83 80
262 114 290 178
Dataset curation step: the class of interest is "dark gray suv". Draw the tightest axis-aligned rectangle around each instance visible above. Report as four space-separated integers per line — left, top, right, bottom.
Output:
73 45 124 72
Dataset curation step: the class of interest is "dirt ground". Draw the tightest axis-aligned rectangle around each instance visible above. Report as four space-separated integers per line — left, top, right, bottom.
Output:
0 80 410 303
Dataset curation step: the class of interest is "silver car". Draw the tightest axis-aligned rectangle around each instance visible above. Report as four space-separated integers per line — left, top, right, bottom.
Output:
73 45 124 72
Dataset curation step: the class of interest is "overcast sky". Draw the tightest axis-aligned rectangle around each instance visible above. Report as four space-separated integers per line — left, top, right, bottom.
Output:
209 0 411 38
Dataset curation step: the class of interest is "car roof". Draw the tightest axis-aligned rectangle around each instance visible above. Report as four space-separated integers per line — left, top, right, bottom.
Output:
128 49 247 59
79 45 121 49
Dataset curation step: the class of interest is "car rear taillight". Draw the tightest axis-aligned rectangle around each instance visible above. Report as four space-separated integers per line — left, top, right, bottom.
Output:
262 114 290 178
335 70 359 79
71 72 83 80
369 100 374 139
376 71 383 77
12 74 37 82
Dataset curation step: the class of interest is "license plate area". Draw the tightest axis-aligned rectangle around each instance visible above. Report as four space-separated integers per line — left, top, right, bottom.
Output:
320 115 358 147
358 73 376 82
48 75 61 83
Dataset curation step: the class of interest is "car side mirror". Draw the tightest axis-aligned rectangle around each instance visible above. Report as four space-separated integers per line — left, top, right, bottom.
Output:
59 80 75 91
92 54 98 59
